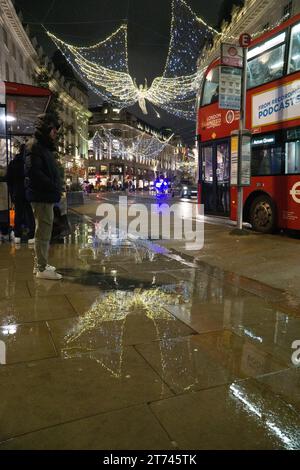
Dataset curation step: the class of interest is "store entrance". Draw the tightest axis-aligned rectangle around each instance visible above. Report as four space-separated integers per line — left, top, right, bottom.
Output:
201 140 230 216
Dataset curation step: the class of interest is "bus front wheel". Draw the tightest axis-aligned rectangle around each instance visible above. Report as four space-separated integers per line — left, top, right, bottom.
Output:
249 195 276 234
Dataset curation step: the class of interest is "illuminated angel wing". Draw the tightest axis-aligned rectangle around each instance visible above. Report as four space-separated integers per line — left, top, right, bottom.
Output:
145 70 205 120
47 27 140 108
46 0 214 119
142 0 214 119
65 49 139 106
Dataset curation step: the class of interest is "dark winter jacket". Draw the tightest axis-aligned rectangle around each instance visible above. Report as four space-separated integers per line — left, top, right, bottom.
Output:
25 134 61 204
6 149 26 203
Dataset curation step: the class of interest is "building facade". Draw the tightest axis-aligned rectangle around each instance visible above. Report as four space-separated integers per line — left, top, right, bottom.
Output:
0 0 91 179
0 0 35 85
198 0 300 73
88 104 184 190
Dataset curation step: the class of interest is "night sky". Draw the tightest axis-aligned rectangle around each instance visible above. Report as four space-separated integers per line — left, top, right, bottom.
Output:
14 0 224 144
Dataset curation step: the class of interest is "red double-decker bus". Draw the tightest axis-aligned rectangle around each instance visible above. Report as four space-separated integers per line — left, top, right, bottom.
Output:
197 13 300 232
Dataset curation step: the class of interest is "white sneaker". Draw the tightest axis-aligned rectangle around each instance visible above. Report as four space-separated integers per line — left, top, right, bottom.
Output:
14 237 21 244
33 264 56 275
28 238 35 245
36 270 62 281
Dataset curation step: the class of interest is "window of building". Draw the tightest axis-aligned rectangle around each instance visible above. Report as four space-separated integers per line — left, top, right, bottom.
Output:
288 22 300 74
100 165 108 173
202 67 219 106
3 28 8 47
12 42 16 60
5 62 10 81
112 139 120 150
19 53 24 70
251 145 283 176
283 1 293 18
27 65 32 81
88 167 96 176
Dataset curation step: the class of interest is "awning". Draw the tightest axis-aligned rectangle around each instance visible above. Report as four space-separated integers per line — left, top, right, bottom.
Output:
3 82 51 136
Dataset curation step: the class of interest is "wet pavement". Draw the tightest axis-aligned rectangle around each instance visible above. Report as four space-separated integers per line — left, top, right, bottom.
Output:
0 211 299 450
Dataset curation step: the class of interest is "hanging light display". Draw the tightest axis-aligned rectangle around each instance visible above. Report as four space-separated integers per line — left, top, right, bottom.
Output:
47 25 139 107
46 0 291 121
46 0 215 120
90 126 175 162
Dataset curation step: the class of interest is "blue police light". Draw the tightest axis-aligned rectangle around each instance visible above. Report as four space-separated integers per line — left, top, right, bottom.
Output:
154 178 169 194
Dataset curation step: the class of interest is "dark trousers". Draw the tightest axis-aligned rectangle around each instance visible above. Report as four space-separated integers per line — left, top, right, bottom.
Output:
14 199 35 239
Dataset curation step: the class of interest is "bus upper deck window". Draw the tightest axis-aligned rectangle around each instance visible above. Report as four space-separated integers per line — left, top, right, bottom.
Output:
247 32 286 89
202 67 219 106
288 23 300 73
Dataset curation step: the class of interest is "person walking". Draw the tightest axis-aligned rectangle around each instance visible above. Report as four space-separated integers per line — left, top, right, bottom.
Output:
25 113 63 280
6 143 35 245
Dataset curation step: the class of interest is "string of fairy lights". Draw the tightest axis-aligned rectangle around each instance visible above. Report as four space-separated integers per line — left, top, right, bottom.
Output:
47 25 138 107
89 127 175 161
46 0 291 121
46 0 214 120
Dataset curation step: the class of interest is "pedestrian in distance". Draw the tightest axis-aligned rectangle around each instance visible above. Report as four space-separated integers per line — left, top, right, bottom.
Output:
25 113 63 280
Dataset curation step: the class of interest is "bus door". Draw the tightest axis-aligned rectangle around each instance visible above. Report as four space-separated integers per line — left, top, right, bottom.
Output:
202 140 230 216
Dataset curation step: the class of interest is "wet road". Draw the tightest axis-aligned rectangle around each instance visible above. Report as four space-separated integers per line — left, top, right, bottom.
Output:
0 210 299 450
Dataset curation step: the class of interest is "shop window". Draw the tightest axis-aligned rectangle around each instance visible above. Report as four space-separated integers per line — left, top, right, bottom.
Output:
288 22 300 73
251 146 283 176
202 67 219 106
285 141 300 174
88 167 96 176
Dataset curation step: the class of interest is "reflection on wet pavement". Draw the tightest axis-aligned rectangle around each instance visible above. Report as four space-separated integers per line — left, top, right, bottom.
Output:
150 379 300 450
0 213 299 450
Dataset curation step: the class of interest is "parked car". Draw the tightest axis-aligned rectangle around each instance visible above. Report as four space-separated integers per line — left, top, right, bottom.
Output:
181 184 198 199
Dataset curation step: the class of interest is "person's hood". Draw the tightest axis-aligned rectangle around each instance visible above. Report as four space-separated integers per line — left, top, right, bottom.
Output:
34 113 61 151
